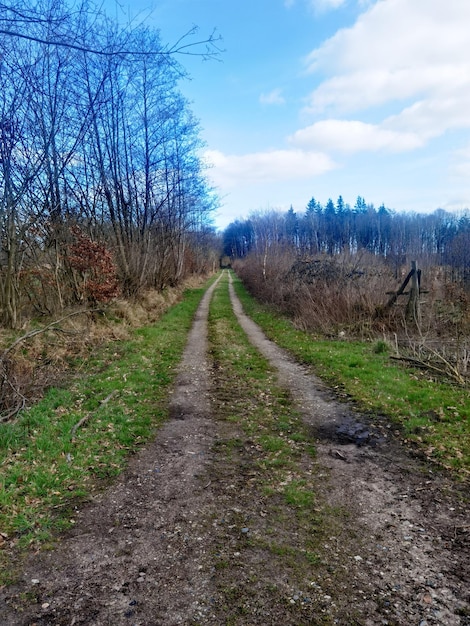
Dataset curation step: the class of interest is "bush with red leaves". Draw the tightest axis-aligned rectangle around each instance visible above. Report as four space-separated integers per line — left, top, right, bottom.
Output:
68 226 120 304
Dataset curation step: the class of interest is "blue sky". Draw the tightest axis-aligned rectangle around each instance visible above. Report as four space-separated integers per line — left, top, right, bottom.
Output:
110 0 470 230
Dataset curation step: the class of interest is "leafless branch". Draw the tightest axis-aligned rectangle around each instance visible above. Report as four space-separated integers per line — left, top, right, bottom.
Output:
0 309 103 423
0 27 223 60
0 309 101 363
390 352 466 386
0 399 26 423
70 389 118 439
166 26 224 60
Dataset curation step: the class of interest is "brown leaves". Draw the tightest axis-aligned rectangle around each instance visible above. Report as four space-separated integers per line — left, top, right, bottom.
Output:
67 226 120 304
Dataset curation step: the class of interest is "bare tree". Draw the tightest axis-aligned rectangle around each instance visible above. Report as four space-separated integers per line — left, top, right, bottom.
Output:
0 0 219 325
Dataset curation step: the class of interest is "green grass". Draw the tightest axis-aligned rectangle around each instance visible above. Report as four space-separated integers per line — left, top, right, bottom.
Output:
231 272 470 478
0 281 211 581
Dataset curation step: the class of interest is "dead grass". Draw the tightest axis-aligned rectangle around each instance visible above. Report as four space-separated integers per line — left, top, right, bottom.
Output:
234 252 470 386
0 276 211 421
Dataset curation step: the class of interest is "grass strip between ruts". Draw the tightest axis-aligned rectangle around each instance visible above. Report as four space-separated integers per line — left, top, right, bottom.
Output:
205 273 357 623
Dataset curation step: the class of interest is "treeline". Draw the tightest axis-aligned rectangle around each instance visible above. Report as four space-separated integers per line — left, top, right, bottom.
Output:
227 199 470 341
0 0 219 328
223 197 470 275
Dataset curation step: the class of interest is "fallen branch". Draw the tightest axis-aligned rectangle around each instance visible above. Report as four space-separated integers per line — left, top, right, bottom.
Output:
390 354 466 385
425 346 466 385
70 390 119 439
0 309 103 424
0 398 26 423
0 309 102 364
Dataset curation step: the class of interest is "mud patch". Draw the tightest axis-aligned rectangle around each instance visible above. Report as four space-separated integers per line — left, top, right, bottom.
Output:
315 414 386 447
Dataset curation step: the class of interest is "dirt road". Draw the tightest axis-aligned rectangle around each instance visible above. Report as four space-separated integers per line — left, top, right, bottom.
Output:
1 274 469 625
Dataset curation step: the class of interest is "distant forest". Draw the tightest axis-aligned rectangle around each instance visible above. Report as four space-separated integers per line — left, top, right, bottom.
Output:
224 197 470 347
223 197 470 279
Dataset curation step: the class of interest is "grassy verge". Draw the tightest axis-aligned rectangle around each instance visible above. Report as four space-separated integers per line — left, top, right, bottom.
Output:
0 280 212 584
206 273 361 625
231 272 470 477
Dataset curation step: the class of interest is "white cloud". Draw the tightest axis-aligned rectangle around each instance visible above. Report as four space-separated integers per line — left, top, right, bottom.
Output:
285 0 346 10
306 64 470 120
259 88 286 105
449 144 470 181
309 0 346 10
204 148 336 187
301 0 470 153
385 90 470 138
441 195 470 212
451 163 470 180
306 0 470 78
289 120 424 153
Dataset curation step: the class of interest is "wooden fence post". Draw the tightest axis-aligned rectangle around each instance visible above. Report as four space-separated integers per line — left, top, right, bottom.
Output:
406 260 421 328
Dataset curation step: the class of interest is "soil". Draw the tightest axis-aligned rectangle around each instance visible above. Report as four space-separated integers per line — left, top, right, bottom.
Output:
1 273 469 625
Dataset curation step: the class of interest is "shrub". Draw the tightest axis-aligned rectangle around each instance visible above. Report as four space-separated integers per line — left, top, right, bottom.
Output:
67 227 120 305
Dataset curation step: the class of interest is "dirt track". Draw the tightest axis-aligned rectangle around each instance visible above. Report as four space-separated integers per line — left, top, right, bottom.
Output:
1 274 469 625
